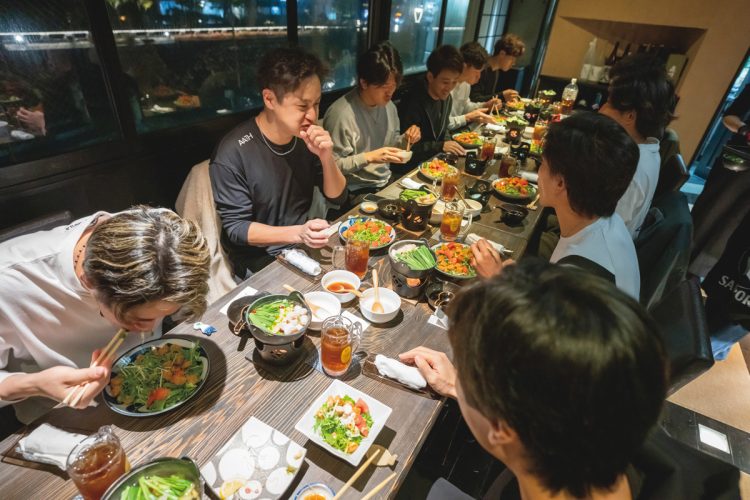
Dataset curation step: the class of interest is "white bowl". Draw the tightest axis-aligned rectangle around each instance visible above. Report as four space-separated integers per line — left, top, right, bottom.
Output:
321 270 361 303
359 287 401 323
294 379 392 466
395 150 413 163
303 291 342 330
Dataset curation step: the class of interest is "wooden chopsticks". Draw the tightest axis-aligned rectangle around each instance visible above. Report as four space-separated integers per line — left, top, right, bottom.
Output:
61 328 127 408
362 472 397 500
333 448 382 499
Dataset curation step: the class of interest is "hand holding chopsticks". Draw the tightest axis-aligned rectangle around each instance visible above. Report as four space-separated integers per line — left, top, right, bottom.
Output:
59 328 127 408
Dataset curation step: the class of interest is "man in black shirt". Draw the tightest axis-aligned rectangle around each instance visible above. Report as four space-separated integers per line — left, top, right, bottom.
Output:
397 45 467 168
470 34 525 103
210 48 347 277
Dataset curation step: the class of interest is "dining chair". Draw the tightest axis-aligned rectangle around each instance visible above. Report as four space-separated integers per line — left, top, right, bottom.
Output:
654 153 690 201
635 191 692 310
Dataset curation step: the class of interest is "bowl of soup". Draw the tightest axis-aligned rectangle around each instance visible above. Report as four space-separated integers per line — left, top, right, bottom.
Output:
321 270 361 303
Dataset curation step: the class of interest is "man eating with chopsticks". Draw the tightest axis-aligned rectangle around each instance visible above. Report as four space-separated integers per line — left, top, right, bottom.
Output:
448 42 501 131
0 207 210 433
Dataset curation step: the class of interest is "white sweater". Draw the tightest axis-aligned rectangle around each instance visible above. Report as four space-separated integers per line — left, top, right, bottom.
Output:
0 213 156 422
449 81 482 130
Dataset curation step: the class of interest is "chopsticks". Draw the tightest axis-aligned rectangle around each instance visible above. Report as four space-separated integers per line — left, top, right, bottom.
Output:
362 472 397 500
333 448 382 499
405 138 411 152
60 328 127 408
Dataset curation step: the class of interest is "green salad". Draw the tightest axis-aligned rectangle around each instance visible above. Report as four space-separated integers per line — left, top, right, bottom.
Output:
108 342 203 412
314 395 373 454
119 474 200 500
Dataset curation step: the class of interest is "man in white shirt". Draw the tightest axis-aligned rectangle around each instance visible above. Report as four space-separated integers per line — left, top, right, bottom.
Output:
471 112 641 299
449 42 500 131
599 54 676 238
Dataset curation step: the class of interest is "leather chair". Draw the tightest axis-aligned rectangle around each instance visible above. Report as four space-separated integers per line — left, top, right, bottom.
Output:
655 153 690 200
0 210 73 244
635 191 692 309
650 276 714 394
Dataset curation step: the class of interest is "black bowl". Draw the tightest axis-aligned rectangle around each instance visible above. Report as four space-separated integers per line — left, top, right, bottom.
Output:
377 198 404 221
499 203 528 225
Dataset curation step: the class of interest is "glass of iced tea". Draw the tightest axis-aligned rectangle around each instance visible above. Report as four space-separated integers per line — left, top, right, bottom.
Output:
499 154 517 178
320 315 362 377
332 239 369 279
441 201 465 242
66 426 129 500
480 140 495 162
441 166 460 202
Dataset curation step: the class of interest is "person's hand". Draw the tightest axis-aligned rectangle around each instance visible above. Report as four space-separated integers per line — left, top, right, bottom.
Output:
502 89 520 102
35 349 114 409
443 140 467 156
399 346 457 399
300 125 334 162
404 125 421 144
465 108 494 124
365 147 405 164
16 107 46 136
297 219 331 248
470 239 515 278
484 97 502 111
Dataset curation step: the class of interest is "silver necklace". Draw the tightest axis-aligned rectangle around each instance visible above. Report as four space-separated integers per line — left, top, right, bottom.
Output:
258 129 297 156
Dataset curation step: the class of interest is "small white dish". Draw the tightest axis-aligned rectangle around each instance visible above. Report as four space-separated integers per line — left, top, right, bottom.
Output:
321 270 361 303
359 287 401 323
294 379 392 466
359 201 377 214
303 291 341 330
395 150 413 163
294 483 335 500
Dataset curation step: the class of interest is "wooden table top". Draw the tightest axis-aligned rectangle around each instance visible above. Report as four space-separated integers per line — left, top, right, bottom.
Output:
0 160 542 499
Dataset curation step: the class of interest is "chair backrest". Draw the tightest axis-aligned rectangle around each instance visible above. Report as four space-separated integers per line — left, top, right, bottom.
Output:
175 160 237 304
0 210 73 244
635 191 692 309
649 277 714 394
655 153 689 200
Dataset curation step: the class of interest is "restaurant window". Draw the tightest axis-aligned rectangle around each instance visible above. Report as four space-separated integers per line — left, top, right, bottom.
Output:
390 1 443 75
106 0 288 134
442 0 470 48
0 0 120 168
477 0 509 54
297 0 368 92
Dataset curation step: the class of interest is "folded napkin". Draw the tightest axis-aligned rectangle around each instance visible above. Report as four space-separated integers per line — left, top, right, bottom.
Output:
375 355 427 390
520 171 538 183
400 177 425 190
10 130 34 141
151 104 175 113
485 123 505 133
464 233 513 254
281 248 321 276
16 424 88 469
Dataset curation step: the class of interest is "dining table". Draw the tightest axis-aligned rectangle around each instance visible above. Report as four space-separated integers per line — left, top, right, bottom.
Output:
0 134 544 499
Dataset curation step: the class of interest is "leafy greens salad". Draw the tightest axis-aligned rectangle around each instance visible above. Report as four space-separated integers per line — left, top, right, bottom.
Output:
313 395 373 454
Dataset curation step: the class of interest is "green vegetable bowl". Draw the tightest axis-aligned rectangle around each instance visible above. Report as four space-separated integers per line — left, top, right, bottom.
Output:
388 239 436 279
102 456 203 500
103 338 209 417
245 292 311 366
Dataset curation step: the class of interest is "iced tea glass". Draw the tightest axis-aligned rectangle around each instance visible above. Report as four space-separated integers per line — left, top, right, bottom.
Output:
441 166 460 202
440 201 465 242
332 239 370 279
480 140 495 162
321 315 362 377
66 426 129 500
499 154 517 178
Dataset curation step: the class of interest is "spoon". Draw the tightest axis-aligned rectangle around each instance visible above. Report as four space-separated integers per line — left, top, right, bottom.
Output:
326 282 363 297
372 269 384 313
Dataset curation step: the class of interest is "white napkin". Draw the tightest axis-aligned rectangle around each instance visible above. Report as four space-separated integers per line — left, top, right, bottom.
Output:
16 424 88 470
520 171 538 183
375 355 427 390
464 233 513 254
428 307 450 330
281 248 321 276
400 177 425 190
485 123 505 133
341 310 370 333
10 130 34 140
151 104 175 113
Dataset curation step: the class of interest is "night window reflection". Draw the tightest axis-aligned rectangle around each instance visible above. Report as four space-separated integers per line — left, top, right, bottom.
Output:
390 0 443 74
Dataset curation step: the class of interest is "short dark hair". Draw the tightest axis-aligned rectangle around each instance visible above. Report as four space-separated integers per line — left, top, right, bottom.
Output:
257 47 328 100
543 112 638 217
460 41 489 70
493 33 525 57
608 54 676 139
448 258 667 498
357 41 403 87
426 45 463 77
